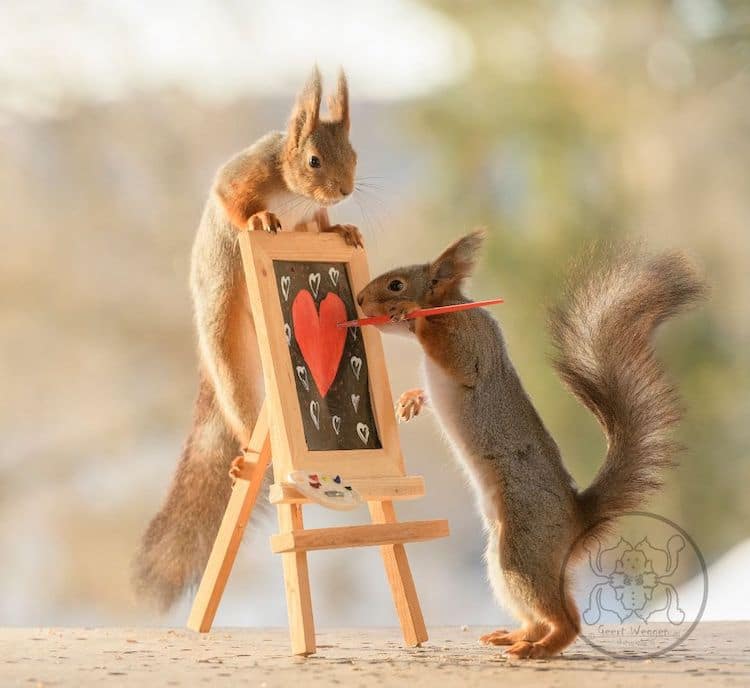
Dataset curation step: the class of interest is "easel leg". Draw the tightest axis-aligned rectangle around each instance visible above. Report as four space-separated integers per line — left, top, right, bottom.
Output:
187 403 270 632
277 503 316 656
369 500 428 646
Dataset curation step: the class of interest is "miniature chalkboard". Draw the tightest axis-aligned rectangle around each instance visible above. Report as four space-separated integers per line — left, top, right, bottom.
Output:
236 229 405 480
273 259 381 451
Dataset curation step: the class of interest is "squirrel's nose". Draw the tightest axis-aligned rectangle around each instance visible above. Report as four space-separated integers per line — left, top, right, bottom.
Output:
340 186 352 197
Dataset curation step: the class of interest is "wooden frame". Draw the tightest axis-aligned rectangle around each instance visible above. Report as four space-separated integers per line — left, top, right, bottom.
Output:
242 229 404 479
187 224 449 655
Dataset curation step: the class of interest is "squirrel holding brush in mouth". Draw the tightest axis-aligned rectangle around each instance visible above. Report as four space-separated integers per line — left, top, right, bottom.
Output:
134 67 361 610
357 231 706 658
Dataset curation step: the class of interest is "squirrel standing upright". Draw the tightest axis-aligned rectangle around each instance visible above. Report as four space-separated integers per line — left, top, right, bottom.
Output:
134 68 361 609
357 231 706 658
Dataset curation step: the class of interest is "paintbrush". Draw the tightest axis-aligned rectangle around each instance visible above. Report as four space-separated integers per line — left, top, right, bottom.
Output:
338 297 504 328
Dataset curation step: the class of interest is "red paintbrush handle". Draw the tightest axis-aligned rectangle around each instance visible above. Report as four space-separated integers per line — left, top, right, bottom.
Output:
338 297 504 328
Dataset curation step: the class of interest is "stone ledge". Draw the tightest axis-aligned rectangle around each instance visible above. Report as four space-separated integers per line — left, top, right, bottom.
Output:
1 622 747 687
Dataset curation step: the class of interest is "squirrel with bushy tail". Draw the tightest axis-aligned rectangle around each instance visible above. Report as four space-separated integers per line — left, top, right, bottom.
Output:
358 231 706 658
134 67 361 609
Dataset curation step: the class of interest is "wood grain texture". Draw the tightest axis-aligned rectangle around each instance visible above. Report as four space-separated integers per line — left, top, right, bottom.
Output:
269 519 449 554
277 503 316 656
191 224 450 658
187 403 270 633
238 228 404 480
369 500 429 646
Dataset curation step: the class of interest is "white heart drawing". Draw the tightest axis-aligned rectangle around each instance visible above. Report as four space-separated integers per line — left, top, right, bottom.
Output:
309 400 320 430
284 323 291 345
309 272 321 298
332 415 341 435
356 423 370 444
328 267 340 286
280 275 291 301
350 356 363 380
351 394 360 412
296 365 309 391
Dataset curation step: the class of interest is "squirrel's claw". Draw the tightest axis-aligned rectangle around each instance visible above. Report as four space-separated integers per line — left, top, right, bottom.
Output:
504 640 557 659
229 455 245 482
388 301 418 323
249 211 282 234
395 388 427 423
327 223 363 247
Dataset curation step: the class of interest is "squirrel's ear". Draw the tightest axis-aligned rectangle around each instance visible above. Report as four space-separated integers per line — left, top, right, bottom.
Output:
289 66 322 146
430 229 486 283
328 68 350 132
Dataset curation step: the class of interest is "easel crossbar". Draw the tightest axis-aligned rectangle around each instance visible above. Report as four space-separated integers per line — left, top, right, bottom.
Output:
270 519 449 554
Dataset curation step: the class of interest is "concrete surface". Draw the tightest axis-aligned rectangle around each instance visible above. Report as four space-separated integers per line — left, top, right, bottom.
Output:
1 623 748 687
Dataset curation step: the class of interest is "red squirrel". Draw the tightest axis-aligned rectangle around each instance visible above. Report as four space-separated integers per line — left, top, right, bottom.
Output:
357 231 706 658
134 68 361 609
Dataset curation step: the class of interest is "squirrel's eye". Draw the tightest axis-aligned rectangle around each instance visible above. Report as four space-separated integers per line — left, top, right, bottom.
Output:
309 155 321 168
388 279 405 292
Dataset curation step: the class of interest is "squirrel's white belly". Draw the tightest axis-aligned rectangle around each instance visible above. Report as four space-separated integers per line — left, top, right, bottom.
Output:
267 191 319 231
422 357 502 525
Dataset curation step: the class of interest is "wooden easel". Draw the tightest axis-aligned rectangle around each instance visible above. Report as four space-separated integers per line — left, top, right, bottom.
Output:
186 227 449 655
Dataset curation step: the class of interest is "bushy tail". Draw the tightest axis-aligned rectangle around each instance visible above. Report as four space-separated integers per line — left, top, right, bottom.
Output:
133 374 265 611
548 247 707 531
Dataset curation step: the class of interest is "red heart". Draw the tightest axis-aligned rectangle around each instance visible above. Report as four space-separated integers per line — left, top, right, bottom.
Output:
292 289 347 397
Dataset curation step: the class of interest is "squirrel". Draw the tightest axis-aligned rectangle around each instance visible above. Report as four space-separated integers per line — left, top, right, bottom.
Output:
134 67 362 610
357 231 706 658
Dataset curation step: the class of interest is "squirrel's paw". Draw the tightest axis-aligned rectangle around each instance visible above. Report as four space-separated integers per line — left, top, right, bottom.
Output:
395 388 427 423
481 626 547 646
248 211 282 234
505 641 555 659
479 629 513 646
229 455 245 482
388 300 419 323
327 223 363 247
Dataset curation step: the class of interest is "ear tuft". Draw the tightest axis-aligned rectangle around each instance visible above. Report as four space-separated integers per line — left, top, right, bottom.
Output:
430 229 487 284
288 66 322 145
328 68 350 132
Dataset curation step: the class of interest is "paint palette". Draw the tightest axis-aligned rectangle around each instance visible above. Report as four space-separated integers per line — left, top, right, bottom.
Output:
287 470 363 511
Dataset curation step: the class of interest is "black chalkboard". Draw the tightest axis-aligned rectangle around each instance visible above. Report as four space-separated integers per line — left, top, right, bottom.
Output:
273 260 382 451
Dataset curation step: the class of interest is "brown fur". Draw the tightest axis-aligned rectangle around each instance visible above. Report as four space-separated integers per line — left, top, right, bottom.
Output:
548 246 709 535
134 67 359 610
358 233 706 658
133 372 262 610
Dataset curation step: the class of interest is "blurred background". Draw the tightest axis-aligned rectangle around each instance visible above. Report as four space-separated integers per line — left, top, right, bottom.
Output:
1 0 748 629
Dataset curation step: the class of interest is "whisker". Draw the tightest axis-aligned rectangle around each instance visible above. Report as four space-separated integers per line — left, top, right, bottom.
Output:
353 196 375 250
356 181 385 191
355 187 388 213
354 193 387 251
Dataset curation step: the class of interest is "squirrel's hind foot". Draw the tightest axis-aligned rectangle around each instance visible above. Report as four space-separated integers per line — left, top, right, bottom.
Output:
505 629 575 659
505 640 561 659
481 624 547 647
480 629 512 646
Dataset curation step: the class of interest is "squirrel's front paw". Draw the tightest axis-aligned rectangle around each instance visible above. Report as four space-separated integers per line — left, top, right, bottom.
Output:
248 211 282 234
327 223 363 247
229 455 245 482
395 388 427 423
388 301 419 323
